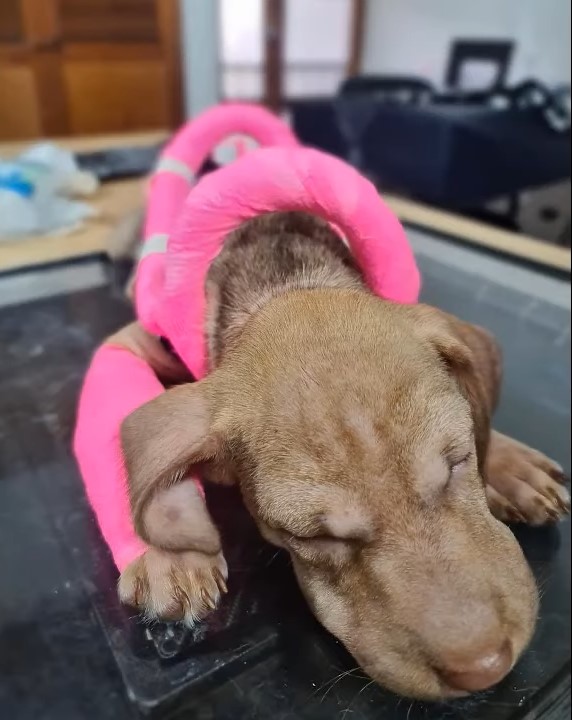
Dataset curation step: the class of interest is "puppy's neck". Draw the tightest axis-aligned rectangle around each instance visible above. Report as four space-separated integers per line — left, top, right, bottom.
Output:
205 212 366 367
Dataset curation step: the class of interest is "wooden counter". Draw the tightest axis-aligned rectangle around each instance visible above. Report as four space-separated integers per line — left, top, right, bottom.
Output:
0 132 165 274
0 131 569 274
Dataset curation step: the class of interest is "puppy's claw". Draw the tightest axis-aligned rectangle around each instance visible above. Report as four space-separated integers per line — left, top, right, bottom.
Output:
551 470 569 485
201 588 217 611
544 487 570 515
557 495 571 514
508 507 528 525
485 432 571 527
545 461 568 484
175 586 192 616
213 567 228 594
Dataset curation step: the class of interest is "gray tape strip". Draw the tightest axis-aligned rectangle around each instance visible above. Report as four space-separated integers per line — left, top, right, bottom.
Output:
154 156 196 184
139 233 169 260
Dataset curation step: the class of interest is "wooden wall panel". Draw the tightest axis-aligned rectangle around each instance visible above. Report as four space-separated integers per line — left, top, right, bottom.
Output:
59 0 158 43
0 0 181 139
18 0 70 135
63 61 168 134
0 65 41 138
0 0 23 43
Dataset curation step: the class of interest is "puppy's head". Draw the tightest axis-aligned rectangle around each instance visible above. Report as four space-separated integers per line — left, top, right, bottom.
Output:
123 290 538 700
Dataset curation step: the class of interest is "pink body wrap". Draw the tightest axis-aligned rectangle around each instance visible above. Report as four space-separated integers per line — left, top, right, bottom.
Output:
74 103 420 572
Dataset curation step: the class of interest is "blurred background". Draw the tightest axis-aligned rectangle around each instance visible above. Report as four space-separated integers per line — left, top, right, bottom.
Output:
0 0 570 249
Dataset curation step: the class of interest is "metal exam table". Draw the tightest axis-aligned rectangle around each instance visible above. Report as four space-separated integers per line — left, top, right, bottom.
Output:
0 229 569 720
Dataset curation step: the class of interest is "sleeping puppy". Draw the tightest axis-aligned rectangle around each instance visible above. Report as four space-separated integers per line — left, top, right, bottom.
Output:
112 212 570 700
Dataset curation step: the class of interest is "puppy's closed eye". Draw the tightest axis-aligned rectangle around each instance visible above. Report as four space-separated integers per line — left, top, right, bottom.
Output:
258 492 372 563
447 451 473 479
286 532 363 566
441 451 474 497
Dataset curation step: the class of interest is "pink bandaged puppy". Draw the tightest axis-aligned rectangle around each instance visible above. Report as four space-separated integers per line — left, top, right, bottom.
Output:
74 103 419 572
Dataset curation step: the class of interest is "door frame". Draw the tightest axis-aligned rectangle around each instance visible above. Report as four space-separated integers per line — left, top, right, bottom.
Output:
262 0 365 109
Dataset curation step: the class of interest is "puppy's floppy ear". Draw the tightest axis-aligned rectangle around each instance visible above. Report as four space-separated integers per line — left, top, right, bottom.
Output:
121 381 221 546
407 305 500 472
440 316 502 416
430 330 491 472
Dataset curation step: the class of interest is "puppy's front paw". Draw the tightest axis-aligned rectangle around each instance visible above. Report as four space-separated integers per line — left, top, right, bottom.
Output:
485 432 570 526
118 547 228 626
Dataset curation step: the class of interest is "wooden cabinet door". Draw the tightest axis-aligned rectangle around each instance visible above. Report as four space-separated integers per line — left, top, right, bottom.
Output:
0 0 66 138
0 0 182 140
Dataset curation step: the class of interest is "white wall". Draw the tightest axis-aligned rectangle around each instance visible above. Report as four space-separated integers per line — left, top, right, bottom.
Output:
362 0 571 88
285 0 350 62
218 0 352 99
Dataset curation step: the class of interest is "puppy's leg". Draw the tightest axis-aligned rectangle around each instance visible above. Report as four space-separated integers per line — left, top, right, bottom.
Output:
438 313 570 526
119 547 228 625
484 432 570 526
108 324 229 624
118 479 228 626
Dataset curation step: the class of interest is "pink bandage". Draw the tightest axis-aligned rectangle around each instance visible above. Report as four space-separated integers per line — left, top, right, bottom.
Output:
73 345 163 571
75 105 300 571
137 104 300 334
153 147 421 378
159 102 298 175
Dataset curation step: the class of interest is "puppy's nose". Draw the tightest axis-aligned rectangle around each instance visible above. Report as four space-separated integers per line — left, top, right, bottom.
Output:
439 641 513 693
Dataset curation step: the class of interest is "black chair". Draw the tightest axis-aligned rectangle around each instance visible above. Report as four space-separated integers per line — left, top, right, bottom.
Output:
444 39 514 93
339 74 435 105
334 75 437 168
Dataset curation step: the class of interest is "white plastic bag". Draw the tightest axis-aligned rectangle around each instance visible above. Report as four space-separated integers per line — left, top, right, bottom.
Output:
0 143 99 241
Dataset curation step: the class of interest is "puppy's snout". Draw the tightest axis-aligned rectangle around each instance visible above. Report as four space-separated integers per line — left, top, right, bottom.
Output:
438 640 513 693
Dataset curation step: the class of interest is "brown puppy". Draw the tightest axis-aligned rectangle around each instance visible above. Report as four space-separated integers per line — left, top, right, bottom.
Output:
115 213 569 700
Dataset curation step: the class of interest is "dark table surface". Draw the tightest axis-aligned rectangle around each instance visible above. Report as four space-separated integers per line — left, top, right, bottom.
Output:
0 247 570 720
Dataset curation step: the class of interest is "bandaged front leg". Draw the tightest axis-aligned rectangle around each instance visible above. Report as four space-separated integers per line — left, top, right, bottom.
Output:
74 335 216 567
117 474 227 627
117 379 229 625
74 340 227 625
74 343 165 571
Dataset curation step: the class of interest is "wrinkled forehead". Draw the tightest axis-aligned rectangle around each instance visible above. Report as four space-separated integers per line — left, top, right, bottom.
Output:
245 369 473 497
261 360 469 442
